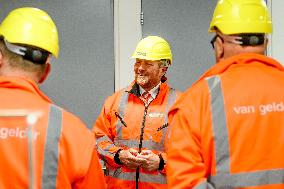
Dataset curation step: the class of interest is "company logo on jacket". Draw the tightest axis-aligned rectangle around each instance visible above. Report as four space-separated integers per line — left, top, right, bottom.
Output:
148 112 164 118
0 127 40 140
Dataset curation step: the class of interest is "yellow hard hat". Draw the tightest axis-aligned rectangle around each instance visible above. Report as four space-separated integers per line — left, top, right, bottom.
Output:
131 36 172 64
209 0 272 34
0 7 59 57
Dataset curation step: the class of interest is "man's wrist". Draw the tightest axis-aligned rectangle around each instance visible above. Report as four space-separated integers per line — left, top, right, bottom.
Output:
114 149 123 165
158 154 165 170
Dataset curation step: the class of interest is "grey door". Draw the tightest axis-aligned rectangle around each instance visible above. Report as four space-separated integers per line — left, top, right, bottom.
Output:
0 0 114 128
142 0 217 91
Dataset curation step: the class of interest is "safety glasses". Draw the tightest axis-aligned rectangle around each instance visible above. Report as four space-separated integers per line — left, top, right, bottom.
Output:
210 35 222 49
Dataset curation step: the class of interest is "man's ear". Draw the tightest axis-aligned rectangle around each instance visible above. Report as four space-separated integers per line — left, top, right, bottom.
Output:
0 50 3 67
162 66 168 73
39 62 51 84
215 37 224 62
264 37 268 49
161 66 168 77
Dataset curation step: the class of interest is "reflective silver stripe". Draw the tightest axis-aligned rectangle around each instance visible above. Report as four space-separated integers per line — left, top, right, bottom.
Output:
164 89 177 124
42 104 63 189
206 76 230 174
193 180 215 189
115 89 177 152
97 135 112 143
114 138 138 147
114 139 164 151
27 119 34 189
97 135 115 157
161 89 177 147
97 144 116 157
101 143 117 157
105 143 117 151
108 167 166 184
116 91 129 138
143 139 164 151
206 76 284 187
210 168 284 188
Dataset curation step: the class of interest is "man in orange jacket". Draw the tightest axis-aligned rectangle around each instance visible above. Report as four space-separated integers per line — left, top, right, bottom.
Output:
166 0 284 188
0 7 106 189
93 36 181 189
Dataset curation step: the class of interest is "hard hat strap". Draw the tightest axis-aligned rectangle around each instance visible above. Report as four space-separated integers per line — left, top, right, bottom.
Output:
237 34 265 46
216 32 265 46
4 40 49 64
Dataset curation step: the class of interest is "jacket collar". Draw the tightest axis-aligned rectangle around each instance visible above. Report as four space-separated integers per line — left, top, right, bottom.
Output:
126 79 169 102
0 76 52 103
128 82 141 97
195 53 284 85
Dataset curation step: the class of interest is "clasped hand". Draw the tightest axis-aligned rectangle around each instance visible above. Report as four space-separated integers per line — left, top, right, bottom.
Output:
119 148 160 171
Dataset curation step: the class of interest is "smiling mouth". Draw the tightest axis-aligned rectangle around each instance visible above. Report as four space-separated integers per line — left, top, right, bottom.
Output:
137 73 147 77
137 75 148 83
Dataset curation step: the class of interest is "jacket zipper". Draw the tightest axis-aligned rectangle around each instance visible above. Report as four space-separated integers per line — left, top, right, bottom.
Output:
136 103 149 189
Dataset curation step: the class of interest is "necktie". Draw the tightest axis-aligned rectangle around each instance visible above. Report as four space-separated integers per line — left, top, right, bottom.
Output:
141 91 152 105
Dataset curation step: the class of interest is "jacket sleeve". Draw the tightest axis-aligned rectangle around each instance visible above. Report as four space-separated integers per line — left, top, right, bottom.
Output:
61 111 106 189
166 106 213 188
73 149 107 189
93 97 123 167
158 89 183 174
158 152 167 174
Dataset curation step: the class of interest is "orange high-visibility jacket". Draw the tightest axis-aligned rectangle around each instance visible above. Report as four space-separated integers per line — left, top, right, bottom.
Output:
166 53 284 189
0 76 106 189
93 81 181 189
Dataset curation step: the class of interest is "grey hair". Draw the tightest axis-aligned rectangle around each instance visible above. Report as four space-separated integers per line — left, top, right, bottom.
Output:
160 59 170 68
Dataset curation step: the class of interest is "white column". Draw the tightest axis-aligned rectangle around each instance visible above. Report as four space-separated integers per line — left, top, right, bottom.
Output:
268 0 284 65
114 0 142 90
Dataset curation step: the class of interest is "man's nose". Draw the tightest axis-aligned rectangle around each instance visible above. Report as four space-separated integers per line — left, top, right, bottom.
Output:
138 63 146 71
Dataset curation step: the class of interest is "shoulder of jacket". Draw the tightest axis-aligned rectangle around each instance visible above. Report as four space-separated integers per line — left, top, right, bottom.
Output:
170 88 182 96
105 89 127 104
56 106 86 127
101 89 130 116
175 80 210 108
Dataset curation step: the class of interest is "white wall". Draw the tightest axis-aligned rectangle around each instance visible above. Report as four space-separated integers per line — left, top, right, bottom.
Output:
269 0 284 64
114 0 141 91
1 0 114 127
114 0 284 90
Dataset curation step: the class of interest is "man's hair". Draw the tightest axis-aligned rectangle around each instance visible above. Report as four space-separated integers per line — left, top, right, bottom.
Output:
0 39 47 75
160 59 170 68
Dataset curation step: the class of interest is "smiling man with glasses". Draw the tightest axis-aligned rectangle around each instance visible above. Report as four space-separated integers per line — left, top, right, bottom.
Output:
166 0 284 189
